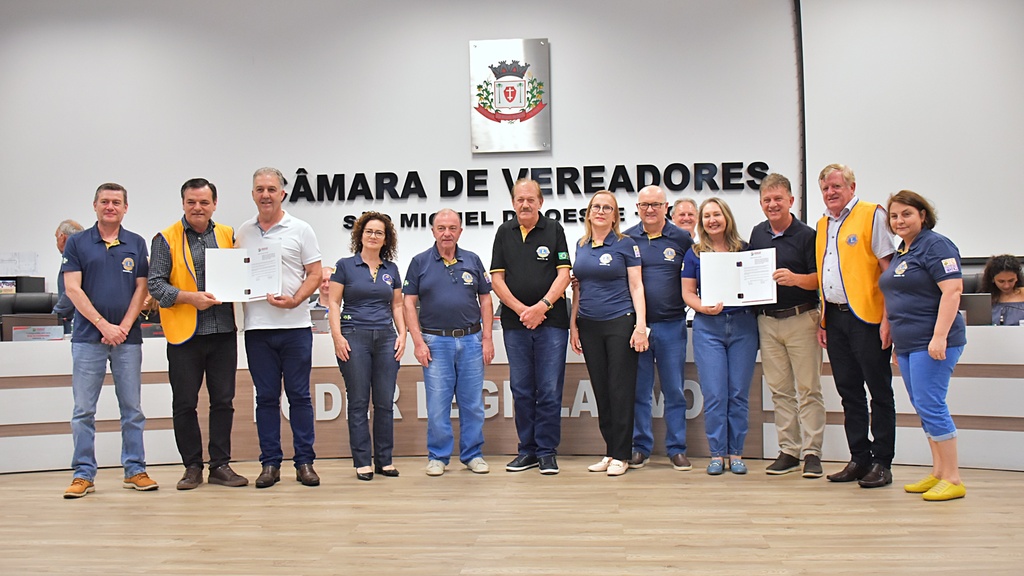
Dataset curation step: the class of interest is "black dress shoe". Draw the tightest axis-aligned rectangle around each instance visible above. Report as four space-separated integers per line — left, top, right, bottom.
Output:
296 463 320 486
375 465 400 477
827 461 868 482
255 465 280 489
356 470 374 481
209 464 248 487
858 463 893 488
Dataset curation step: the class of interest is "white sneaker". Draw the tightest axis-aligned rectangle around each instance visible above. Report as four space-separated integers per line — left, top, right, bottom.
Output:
466 457 490 474
606 459 628 476
425 460 446 476
588 457 613 472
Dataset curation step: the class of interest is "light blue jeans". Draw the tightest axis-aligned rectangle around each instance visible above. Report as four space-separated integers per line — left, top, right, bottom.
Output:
423 332 485 464
692 310 759 457
634 317 688 457
70 342 146 480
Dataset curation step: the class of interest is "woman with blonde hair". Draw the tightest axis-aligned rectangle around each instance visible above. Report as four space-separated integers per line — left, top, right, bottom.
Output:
681 197 759 475
570 191 648 476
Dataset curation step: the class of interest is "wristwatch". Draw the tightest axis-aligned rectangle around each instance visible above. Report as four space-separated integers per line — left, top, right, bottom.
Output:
541 298 553 310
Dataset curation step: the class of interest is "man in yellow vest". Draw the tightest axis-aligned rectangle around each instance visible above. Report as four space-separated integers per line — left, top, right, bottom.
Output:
814 164 896 488
148 178 248 490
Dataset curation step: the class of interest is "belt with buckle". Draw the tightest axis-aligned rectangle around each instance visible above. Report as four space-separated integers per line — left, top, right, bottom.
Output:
826 302 852 312
760 302 818 319
421 324 482 338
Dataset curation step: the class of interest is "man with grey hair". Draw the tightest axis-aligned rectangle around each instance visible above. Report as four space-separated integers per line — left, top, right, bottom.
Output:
53 219 85 332
671 198 698 241
237 167 323 489
624 185 694 470
404 208 494 477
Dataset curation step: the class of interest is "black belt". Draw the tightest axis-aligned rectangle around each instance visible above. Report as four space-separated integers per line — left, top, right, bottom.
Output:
760 302 818 319
421 324 482 338
826 302 852 312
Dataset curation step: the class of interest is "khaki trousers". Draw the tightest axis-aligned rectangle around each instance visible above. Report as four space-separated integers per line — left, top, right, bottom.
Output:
757 309 825 458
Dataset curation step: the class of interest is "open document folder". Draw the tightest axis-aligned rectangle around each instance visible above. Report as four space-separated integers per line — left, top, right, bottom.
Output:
698 248 777 307
205 244 282 302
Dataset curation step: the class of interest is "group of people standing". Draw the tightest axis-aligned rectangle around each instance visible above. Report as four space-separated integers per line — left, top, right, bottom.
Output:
57 163 974 503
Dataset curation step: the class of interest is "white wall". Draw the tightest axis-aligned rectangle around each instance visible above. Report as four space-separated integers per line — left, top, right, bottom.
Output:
0 0 800 285
802 0 1024 259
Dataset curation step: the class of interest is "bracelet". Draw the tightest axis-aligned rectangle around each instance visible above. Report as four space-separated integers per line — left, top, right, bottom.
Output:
541 298 553 310
94 316 103 324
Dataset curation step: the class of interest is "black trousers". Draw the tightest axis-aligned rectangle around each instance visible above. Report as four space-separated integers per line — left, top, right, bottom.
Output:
167 331 238 469
825 304 895 467
577 314 639 462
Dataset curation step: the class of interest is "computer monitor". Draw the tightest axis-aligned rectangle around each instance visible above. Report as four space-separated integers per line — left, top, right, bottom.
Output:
958 293 992 326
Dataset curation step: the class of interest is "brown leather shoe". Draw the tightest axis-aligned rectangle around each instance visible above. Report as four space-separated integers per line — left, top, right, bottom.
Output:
255 465 280 489
628 451 649 469
858 463 893 488
296 463 320 486
670 453 692 471
176 465 203 490
827 461 869 482
208 464 248 487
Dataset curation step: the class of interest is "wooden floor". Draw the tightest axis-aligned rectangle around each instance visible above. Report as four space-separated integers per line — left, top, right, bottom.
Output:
1 457 1021 575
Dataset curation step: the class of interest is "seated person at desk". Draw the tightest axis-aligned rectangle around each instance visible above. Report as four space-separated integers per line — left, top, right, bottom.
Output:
982 254 1024 326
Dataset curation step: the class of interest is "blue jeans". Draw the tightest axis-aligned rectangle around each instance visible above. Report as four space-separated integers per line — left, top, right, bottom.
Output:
503 326 569 457
244 328 316 468
338 326 400 468
897 346 963 441
422 332 485 464
634 317 688 457
70 342 146 480
692 310 759 457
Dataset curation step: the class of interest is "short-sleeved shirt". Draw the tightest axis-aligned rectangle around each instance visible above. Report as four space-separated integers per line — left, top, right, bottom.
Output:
489 214 572 330
61 223 149 344
821 197 895 304
624 220 692 322
403 244 490 330
993 302 1024 326
331 254 401 329
878 228 966 353
237 211 322 330
572 233 641 321
681 242 750 315
748 216 819 310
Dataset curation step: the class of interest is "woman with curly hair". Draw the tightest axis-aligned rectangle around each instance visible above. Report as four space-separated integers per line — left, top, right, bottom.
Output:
982 254 1024 326
328 212 406 480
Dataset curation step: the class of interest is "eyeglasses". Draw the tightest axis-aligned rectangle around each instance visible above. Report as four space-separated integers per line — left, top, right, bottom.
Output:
590 204 616 213
637 202 665 210
363 229 386 238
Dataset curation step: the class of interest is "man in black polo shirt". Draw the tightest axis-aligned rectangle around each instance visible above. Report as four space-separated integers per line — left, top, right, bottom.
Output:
490 179 572 475
748 173 826 478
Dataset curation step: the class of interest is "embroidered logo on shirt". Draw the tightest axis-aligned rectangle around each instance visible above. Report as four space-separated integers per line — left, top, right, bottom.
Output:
845 234 858 246
893 261 908 277
599 253 613 266
663 248 676 261
633 246 641 258
942 258 959 273
122 257 135 272
382 273 393 286
558 251 569 260
536 246 551 260
462 271 474 285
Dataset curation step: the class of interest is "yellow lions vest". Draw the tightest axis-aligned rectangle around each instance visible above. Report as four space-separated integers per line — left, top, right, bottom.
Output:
815 201 885 325
158 221 234 344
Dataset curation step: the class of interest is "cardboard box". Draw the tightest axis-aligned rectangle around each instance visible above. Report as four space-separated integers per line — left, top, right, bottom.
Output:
1 313 59 341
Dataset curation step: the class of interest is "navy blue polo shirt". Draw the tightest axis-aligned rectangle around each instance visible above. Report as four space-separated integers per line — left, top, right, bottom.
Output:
489 214 572 330
61 223 149 344
878 228 966 354
748 216 819 310
331 254 402 329
681 242 750 315
403 244 491 330
572 233 641 321
624 220 692 322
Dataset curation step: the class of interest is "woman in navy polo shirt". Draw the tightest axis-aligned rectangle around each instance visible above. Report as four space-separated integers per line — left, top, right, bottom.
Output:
681 198 759 476
982 254 1024 326
570 191 648 477
879 191 967 501
328 212 407 481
